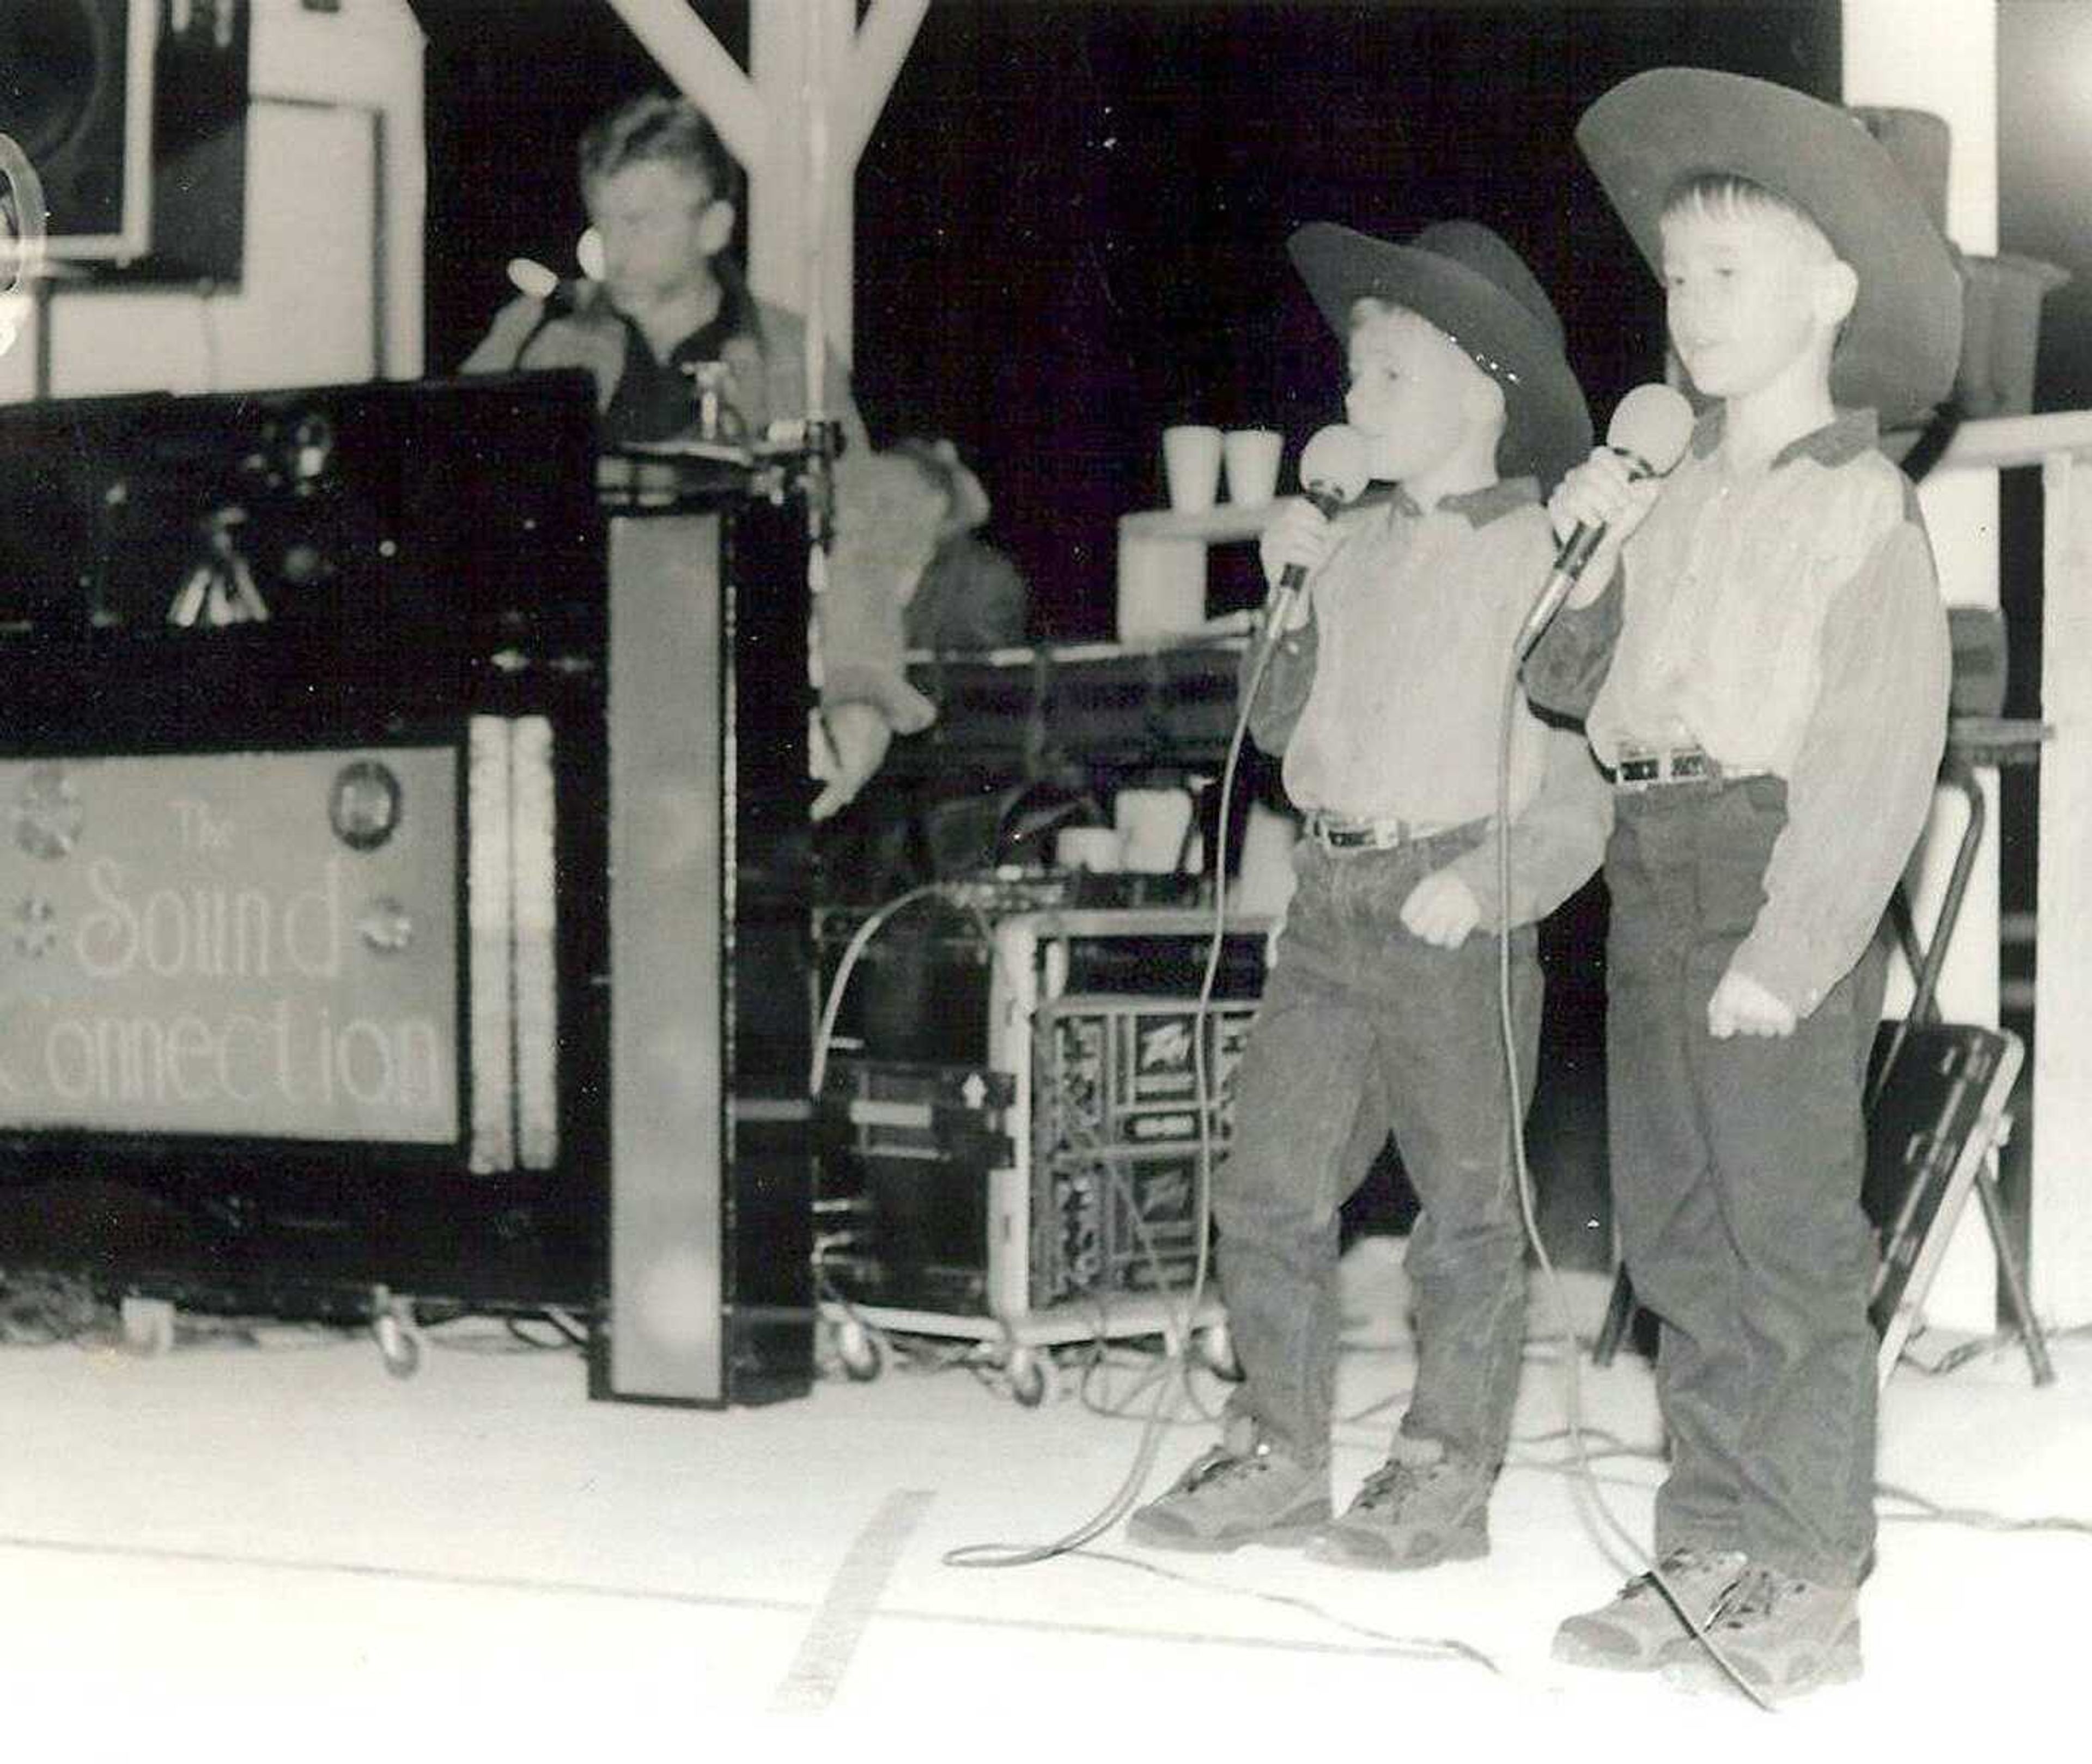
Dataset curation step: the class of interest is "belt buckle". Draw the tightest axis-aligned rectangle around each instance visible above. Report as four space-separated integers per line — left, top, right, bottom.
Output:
1615 745 1711 792
1310 813 1396 851
1615 749 1659 793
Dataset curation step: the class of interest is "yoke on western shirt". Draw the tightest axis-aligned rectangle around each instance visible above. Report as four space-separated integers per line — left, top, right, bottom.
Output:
1524 407 1952 1015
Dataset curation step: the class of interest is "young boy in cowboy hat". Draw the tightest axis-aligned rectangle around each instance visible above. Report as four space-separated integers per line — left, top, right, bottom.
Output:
1527 69 1959 1702
1127 220 1611 1569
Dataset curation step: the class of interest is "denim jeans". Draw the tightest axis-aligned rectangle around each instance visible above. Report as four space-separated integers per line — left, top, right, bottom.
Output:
1606 776 1885 1588
1215 826 1541 1470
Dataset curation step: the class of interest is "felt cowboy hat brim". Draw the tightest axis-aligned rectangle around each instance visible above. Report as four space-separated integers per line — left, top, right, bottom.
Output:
1576 68 1963 430
1288 221 1594 490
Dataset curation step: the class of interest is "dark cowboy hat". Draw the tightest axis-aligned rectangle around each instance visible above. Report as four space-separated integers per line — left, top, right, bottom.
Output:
1287 218 1594 489
1576 68 1963 430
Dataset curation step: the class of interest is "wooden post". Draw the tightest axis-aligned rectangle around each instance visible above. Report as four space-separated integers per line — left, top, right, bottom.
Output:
606 0 929 361
2035 446 2092 1325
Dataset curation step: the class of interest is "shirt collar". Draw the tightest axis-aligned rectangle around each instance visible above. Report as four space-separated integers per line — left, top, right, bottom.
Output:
1687 405 1882 472
1387 475 1540 530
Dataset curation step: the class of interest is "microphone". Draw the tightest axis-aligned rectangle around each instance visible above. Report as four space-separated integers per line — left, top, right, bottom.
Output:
1515 382 1695 656
1263 423 1372 647
507 257 592 317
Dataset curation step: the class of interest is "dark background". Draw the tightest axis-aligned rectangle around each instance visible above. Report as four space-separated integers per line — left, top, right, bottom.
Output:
409 0 1847 639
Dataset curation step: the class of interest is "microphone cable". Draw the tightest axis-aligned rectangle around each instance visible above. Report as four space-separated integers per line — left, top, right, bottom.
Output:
1492 591 1773 1713
941 629 1267 1571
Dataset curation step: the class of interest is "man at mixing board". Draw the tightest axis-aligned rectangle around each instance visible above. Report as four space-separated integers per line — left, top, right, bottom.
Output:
462 90 934 821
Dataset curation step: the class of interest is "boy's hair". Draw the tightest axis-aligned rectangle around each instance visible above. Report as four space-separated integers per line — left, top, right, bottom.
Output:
578 93 759 344
1661 171 1836 262
580 93 740 208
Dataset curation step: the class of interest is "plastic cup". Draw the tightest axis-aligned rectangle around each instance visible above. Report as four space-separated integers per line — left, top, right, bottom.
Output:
1161 424 1224 512
1224 428 1284 506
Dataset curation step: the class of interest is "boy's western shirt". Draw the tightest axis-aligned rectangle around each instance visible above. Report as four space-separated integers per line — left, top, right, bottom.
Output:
1246 477 1611 932
1525 407 1951 1015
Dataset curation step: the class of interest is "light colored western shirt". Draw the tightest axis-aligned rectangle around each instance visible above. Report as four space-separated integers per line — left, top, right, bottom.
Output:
1525 408 1952 1014
1246 477 1612 932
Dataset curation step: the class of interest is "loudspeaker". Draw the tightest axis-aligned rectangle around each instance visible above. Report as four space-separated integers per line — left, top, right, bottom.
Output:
588 498 815 1407
0 0 155 259
131 0 250 287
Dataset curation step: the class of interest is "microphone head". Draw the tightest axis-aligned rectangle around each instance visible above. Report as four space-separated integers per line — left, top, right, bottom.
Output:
1298 424 1372 503
1606 384 1696 478
507 257 561 301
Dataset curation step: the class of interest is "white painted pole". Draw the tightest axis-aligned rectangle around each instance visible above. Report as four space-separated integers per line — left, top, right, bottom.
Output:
804 1 829 423
1844 0 2004 1332
2034 447 2092 1325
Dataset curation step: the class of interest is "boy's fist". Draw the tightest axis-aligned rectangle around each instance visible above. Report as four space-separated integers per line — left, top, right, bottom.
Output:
1706 968 1796 1039
1401 869 1481 949
1257 496 1345 629
1546 447 1664 606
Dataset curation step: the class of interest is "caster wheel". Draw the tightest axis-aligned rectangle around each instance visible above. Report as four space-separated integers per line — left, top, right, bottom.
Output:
374 1307 422 1379
1197 1322 1242 1382
1008 1347 1048 1408
836 1318 882 1383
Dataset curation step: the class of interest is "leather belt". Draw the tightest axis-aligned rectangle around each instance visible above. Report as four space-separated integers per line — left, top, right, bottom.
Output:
1302 810 1470 852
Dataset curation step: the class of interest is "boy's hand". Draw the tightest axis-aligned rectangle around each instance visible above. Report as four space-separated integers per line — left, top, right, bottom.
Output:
1706 968 1797 1039
1546 447 1664 607
1401 870 1480 948
1257 496 1344 629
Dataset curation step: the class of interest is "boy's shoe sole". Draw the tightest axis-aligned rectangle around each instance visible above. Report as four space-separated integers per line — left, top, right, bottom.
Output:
1124 1507 1330 1554
1306 1524 1488 1572
1660 1627 1863 1704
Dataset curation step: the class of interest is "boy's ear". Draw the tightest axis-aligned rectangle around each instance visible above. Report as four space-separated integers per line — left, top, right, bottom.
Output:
1815 257 1859 331
1463 367 1509 439
698 199 737 257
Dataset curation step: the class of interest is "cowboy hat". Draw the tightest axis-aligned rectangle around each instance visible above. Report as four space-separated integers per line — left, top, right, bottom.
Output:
1287 218 1594 489
1576 68 1962 429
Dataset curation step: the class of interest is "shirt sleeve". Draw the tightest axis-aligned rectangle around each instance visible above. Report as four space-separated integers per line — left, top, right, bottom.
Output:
1445 719 1614 930
1238 617 1318 756
1521 569 1623 722
460 295 548 375
1730 515 1952 1014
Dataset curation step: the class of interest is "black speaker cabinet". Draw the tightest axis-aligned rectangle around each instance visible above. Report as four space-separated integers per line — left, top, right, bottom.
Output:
0 372 813 1404
129 0 250 288
0 0 156 259
587 496 814 1407
0 372 608 1311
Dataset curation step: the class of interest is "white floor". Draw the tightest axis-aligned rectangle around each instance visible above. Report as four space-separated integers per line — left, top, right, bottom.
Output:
3 1244 2082 1755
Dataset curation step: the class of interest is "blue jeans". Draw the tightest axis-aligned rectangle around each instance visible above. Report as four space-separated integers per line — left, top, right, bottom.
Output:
1606 777 1885 1587
1215 826 1541 1470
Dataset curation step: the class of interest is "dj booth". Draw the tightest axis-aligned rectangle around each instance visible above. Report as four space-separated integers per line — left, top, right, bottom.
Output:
0 370 815 1404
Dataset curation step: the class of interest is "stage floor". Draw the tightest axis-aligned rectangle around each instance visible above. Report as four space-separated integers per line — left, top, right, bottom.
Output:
0 1247 2079 1749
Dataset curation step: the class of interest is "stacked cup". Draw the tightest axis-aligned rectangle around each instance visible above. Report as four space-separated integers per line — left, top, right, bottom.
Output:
1160 424 1285 510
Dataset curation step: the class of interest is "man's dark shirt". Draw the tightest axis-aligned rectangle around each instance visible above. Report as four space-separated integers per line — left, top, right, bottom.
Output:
600 311 737 445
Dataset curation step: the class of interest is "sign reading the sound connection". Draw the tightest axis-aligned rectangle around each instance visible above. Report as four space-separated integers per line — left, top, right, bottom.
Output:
0 749 461 1143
